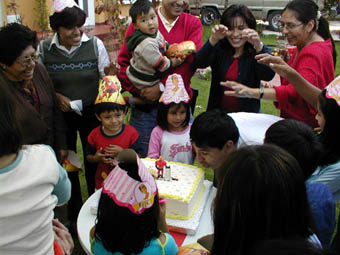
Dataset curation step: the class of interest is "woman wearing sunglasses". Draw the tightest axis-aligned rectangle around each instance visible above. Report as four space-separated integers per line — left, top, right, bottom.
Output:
222 0 336 128
0 23 67 163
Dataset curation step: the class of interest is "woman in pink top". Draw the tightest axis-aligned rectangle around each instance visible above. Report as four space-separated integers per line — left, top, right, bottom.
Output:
221 0 336 128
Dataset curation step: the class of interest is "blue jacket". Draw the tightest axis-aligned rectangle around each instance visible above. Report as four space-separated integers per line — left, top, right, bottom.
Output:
306 182 336 247
193 39 275 112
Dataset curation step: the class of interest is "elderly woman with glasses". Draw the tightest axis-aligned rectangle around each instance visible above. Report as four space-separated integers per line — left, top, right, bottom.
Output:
222 0 336 128
0 23 67 162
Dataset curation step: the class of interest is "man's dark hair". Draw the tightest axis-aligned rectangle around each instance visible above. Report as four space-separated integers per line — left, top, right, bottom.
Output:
190 109 239 150
49 6 86 31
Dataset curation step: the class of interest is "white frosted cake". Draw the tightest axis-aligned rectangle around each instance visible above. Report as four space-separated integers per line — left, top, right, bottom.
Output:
142 158 205 220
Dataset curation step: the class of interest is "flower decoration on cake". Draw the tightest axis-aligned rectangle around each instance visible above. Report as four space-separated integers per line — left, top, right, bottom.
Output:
102 149 157 214
53 0 79 13
95 75 126 105
326 75 340 107
159 74 190 104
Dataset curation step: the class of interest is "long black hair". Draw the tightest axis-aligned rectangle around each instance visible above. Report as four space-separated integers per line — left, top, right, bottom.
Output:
211 144 314 255
284 0 337 67
318 90 340 166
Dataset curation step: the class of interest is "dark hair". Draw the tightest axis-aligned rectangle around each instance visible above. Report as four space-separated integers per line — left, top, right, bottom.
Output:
211 144 314 255
49 6 86 31
95 103 128 115
219 4 257 56
284 0 337 67
264 119 323 179
0 84 22 156
94 158 160 253
129 0 155 23
0 23 37 66
190 109 239 150
318 90 340 166
253 238 331 255
157 102 190 131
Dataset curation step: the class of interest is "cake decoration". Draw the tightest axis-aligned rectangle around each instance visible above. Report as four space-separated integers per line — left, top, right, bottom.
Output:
144 158 205 220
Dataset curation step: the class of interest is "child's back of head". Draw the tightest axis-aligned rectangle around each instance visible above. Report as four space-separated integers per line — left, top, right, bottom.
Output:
94 149 161 254
264 119 323 179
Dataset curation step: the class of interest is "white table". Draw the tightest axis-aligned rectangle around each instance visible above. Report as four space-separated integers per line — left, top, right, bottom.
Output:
77 187 216 254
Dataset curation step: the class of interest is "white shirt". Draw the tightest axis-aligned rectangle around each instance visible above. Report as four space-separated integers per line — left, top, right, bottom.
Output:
39 33 110 78
158 6 180 33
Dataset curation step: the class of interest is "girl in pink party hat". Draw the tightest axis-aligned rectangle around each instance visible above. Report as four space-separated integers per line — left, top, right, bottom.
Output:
90 149 178 255
147 73 194 164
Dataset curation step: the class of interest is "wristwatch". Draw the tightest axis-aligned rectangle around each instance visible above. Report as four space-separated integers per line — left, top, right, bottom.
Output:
259 83 264 99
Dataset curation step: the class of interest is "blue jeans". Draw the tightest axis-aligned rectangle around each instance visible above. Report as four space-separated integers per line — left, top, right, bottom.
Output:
130 107 158 158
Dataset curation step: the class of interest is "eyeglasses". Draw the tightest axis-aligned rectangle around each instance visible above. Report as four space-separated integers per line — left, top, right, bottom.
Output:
15 53 40 67
278 22 304 31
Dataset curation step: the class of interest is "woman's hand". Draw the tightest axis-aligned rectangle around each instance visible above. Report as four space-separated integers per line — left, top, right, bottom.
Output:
242 28 263 52
209 24 230 46
221 81 257 98
104 61 120 76
56 93 71 112
256 53 293 78
53 219 74 255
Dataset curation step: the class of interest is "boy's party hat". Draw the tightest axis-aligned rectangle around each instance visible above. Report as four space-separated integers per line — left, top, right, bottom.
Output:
95 75 126 105
53 0 79 13
102 149 157 214
159 74 190 104
326 75 340 106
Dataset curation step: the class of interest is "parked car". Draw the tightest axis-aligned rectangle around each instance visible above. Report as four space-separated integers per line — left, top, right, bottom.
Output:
188 0 291 31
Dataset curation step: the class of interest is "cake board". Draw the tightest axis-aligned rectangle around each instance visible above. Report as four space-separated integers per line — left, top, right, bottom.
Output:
167 180 213 235
90 180 213 236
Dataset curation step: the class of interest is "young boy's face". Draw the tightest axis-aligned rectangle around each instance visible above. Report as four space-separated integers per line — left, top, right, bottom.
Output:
134 7 158 35
96 110 125 136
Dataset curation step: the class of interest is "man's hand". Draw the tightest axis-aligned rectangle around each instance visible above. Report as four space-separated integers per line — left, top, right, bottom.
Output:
104 61 120 76
56 93 71 112
140 83 162 102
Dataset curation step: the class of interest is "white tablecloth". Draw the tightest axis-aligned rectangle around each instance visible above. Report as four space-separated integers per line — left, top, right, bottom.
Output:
77 187 216 254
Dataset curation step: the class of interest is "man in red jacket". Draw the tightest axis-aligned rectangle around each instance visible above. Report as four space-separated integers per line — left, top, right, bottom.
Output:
118 0 202 157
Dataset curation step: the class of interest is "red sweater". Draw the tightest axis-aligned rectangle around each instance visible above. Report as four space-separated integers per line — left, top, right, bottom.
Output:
117 11 202 99
274 39 334 127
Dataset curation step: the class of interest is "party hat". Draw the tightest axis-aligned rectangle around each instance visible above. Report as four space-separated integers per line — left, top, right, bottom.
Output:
95 75 126 105
102 149 158 214
53 0 79 13
326 75 340 106
159 74 190 104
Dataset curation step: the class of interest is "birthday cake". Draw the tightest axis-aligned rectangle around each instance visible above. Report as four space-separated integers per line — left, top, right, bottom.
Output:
142 158 205 220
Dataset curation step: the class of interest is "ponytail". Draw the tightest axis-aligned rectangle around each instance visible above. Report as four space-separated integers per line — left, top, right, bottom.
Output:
317 16 337 67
